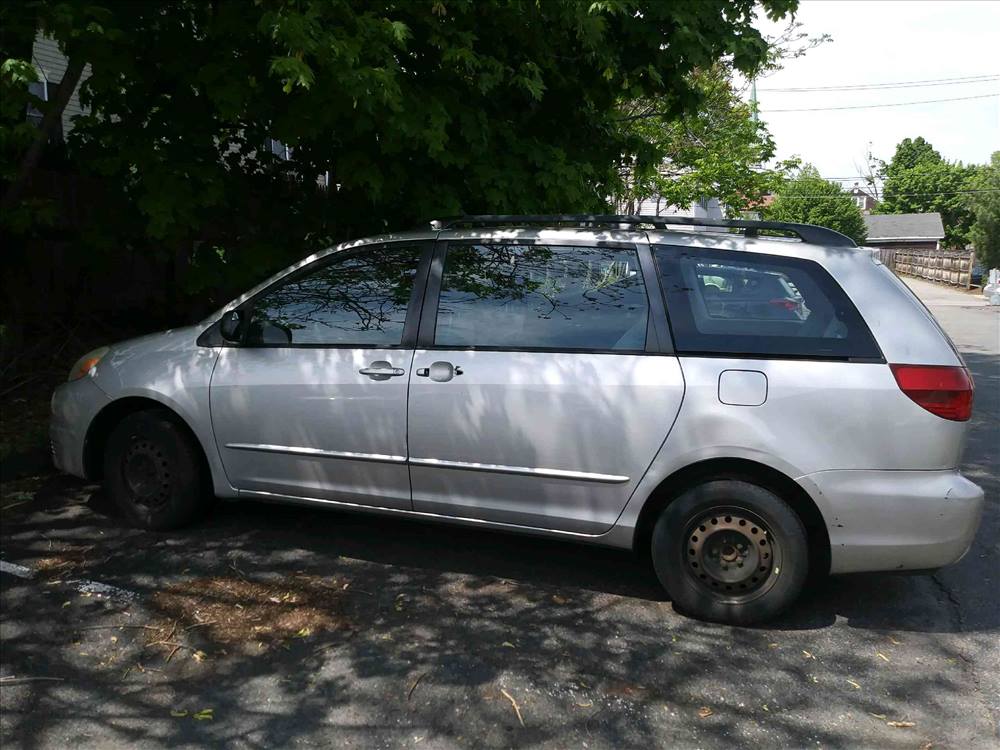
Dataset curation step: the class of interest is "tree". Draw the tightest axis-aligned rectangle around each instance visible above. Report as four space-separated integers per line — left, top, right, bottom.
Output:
853 142 882 203
611 16 828 217
613 63 796 215
766 166 867 244
2 0 799 295
0 56 84 215
968 151 1000 270
883 136 941 175
877 137 978 248
0 2 118 220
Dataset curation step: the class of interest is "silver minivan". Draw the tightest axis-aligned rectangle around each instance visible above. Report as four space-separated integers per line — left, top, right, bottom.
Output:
50 215 984 623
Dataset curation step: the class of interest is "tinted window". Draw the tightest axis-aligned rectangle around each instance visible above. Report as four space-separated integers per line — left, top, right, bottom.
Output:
434 244 649 351
247 244 424 346
653 246 881 359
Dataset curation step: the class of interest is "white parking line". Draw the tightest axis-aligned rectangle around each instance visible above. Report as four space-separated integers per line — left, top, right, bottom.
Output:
1 558 137 602
0 560 34 579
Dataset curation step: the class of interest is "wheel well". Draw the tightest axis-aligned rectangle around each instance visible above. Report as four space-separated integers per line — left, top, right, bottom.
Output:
633 458 831 577
83 397 210 482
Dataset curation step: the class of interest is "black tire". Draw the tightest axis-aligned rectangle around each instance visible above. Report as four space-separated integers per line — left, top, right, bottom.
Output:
651 480 808 625
103 409 207 530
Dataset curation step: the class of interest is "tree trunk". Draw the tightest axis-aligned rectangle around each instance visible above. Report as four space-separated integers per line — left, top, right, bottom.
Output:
1 56 86 215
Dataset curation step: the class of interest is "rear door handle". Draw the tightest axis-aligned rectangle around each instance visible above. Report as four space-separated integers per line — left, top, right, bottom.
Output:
359 361 405 381
415 361 462 382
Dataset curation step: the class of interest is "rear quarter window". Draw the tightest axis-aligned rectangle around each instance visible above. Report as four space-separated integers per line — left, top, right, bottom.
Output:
652 246 882 360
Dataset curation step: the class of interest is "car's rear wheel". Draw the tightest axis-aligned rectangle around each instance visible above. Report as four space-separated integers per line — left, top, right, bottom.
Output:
103 410 207 530
651 479 808 625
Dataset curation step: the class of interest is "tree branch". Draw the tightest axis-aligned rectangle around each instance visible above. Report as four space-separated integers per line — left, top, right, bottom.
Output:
1 56 86 215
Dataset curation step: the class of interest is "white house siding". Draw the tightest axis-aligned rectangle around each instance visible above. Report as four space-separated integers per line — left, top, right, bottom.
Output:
31 33 91 137
635 196 724 219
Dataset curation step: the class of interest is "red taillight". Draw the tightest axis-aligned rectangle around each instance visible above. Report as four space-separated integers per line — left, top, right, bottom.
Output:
769 298 799 312
890 364 974 421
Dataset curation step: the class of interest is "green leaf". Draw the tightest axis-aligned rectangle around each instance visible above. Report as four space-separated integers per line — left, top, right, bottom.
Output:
268 56 315 93
1 58 39 85
388 20 411 45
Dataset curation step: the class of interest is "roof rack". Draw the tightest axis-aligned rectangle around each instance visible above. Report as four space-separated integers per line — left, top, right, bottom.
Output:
428 214 857 248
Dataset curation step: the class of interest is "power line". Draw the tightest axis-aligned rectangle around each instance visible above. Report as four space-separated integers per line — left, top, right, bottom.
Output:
775 188 1000 199
749 170 876 181
761 92 999 112
765 74 996 90
759 74 999 93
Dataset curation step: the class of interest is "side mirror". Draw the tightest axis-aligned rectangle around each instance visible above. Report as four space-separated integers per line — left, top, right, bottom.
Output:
219 309 244 343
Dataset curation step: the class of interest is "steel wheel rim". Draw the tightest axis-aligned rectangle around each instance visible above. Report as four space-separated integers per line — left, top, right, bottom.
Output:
683 506 782 603
123 439 171 509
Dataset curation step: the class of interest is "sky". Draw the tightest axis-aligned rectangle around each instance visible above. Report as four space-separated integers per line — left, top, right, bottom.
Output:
749 0 1000 187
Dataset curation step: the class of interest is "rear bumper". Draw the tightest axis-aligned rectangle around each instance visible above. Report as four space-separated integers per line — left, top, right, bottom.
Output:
50 376 110 478
797 469 984 574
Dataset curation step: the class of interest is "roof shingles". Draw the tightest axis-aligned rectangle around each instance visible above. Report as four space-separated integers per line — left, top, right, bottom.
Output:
863 212 944 241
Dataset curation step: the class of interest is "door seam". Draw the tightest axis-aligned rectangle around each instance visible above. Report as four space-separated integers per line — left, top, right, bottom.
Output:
404 348 417 511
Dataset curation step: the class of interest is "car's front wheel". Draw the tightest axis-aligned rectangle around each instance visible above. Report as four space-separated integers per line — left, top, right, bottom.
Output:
103 409 207 530
651 479 808 625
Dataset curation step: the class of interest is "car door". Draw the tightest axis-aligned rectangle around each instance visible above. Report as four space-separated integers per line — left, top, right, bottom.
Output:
407 238 685 534
210 241 432 509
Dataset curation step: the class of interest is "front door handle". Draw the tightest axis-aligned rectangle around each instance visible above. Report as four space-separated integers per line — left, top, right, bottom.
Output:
415 361 463 382
359 361 405 381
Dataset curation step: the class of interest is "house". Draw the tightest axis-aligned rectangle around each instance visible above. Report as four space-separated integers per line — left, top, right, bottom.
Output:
633 196 725 220
743 187 875 221
863 212 945 252
30 33 91 139
848 184 877 214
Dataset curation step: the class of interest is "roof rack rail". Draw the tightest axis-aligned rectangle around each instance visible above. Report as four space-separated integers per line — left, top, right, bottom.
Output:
428 214 857 248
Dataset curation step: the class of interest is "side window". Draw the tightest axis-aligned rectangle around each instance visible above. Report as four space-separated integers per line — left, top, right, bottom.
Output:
246 244 424 346
652 246 881 359
433 243 649 351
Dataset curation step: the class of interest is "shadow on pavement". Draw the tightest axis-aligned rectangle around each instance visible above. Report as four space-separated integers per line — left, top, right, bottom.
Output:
5 466 997 636
2 471 994 748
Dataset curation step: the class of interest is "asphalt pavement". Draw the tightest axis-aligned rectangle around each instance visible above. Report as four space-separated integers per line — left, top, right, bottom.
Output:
1 275 997 749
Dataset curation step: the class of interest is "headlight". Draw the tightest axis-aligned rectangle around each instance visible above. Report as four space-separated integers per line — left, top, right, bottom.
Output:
68 346 109 381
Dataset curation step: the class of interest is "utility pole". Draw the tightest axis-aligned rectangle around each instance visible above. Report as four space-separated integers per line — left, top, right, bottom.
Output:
742 78 761 221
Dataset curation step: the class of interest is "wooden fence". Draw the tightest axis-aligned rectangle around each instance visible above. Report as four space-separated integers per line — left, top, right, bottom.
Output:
877 247 976 289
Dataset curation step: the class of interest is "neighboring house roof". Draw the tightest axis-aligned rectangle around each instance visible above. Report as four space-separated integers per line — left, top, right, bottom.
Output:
863 212 945 242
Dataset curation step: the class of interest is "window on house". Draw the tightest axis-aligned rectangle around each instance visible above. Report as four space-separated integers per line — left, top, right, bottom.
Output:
26 76 47 126
266 137 292 161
